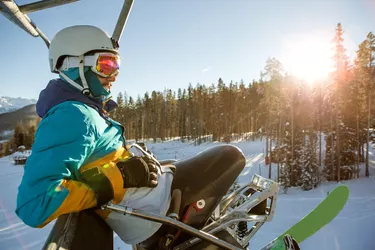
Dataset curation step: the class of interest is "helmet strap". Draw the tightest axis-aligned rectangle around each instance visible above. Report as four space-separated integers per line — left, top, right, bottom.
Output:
59 71 86 92
58 56 92 97
79 55 91 96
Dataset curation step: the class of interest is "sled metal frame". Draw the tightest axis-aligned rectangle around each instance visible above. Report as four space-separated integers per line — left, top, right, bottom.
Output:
104 173 279 250
173 174 279 249
104 204 242 250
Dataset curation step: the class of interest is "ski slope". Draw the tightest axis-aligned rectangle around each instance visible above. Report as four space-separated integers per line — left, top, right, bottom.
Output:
0 139 374 249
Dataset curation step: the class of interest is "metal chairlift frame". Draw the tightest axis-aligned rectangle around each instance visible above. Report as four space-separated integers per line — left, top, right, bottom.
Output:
0 0 134 48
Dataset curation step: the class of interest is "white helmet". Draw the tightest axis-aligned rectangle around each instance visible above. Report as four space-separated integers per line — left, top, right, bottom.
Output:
49 25 118 73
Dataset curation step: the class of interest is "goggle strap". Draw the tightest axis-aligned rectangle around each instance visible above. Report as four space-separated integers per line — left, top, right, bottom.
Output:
59 56 96 72
79 55 90 95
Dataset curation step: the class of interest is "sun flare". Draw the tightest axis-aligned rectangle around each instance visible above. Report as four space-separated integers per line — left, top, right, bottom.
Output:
281 33 335 83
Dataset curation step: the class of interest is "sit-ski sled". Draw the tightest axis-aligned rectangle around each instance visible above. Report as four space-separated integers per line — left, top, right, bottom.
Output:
42 143 280 250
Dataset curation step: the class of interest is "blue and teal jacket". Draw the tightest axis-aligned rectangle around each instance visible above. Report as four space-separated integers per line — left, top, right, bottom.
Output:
16 78 130 228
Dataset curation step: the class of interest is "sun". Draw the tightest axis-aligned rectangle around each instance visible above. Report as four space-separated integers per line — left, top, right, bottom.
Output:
281 33 335 83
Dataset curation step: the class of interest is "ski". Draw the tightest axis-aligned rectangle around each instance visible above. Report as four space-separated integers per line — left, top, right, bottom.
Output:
260 185 350 250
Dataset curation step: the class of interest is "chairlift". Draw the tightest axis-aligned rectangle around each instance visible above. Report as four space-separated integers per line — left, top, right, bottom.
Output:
0 0 134 48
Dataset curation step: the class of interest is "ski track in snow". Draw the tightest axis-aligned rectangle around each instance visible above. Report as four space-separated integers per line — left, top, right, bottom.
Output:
0 139 374 249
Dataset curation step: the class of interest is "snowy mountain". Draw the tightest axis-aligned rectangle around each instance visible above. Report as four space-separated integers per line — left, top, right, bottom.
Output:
0 96 37 114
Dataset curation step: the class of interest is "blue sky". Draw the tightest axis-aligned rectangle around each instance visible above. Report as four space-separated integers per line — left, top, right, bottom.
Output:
0 0 374 100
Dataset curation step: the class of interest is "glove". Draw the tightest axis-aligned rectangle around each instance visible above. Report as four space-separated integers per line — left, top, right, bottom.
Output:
117 156 159 188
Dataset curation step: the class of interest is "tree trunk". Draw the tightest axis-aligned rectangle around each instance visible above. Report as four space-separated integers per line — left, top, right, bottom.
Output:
356 104 360 178
277 115 281 183
277 80 281 182
335 87 341 182
319 83 322 167
266 118 269 178
366 91 370 177
330 106 335 181
291 93 294 185
269 128 272 180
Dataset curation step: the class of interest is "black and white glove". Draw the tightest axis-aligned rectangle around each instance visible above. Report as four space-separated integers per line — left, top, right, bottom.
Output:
117 156 159 188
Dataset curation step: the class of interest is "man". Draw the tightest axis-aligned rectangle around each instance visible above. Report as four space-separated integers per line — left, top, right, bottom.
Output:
15 25 174 244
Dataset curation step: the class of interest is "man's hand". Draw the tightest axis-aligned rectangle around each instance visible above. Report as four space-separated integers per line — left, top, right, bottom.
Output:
117 156 159 188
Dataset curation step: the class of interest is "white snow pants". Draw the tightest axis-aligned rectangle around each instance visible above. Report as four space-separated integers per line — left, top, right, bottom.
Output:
104 165 174 245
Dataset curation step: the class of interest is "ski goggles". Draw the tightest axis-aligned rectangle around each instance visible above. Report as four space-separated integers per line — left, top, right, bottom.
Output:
60 52 120 78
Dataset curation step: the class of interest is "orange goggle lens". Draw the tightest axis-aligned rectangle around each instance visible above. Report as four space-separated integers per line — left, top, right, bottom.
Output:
95 54 120 77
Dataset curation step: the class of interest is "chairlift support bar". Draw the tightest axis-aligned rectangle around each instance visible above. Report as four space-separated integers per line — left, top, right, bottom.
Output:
19 0 79 14
1 0 134 49
23 14 51 47
112 0 134 47
0 0 39 36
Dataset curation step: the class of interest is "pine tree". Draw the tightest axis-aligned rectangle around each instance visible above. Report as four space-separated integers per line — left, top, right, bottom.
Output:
25 125 36 149
13 122 25 148
300 132 319 190
331 23 351 181
279 122 293 191
358 32 375 177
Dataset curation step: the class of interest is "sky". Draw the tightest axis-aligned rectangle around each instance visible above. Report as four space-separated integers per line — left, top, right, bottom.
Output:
0 0 374 100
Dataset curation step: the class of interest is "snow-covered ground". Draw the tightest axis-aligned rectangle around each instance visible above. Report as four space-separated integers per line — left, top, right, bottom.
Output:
0 138 374 249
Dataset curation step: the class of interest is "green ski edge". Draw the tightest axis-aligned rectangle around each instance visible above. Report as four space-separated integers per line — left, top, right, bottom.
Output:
261 185 350 250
